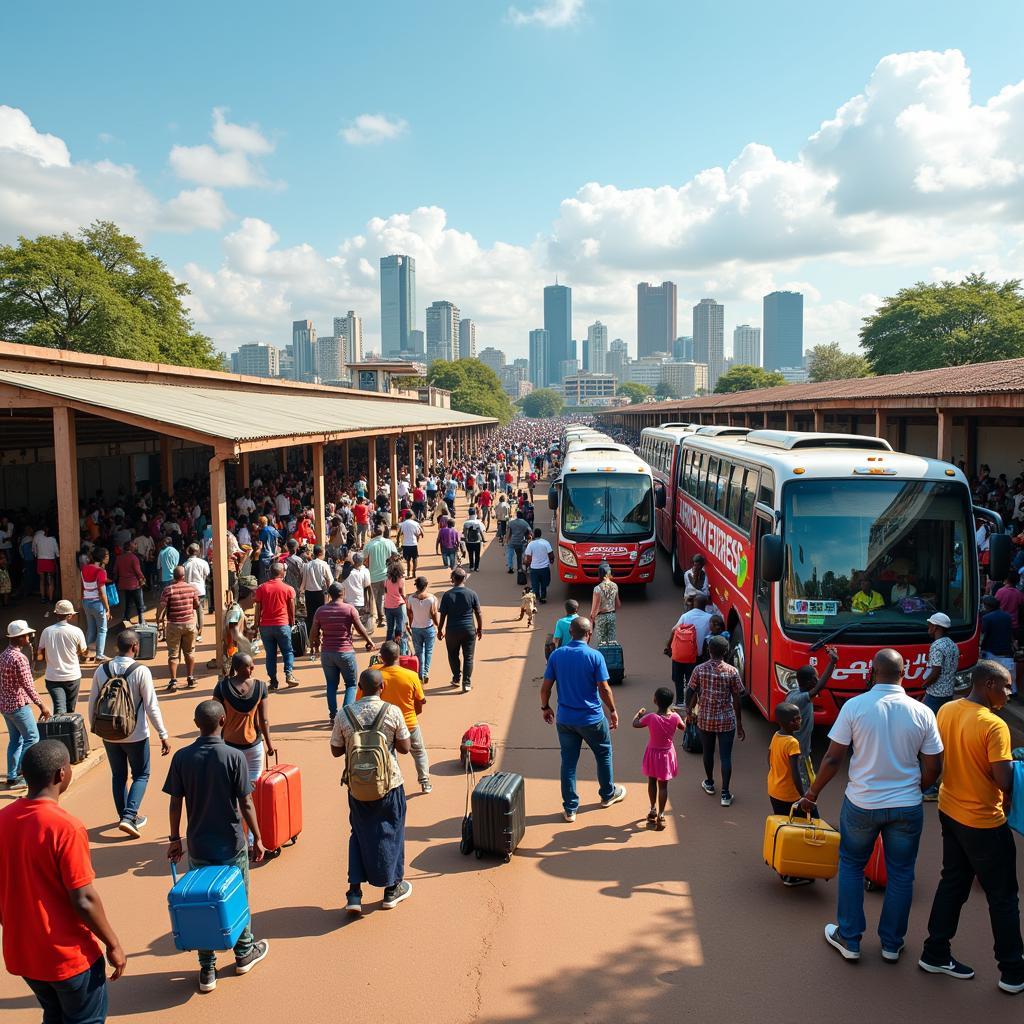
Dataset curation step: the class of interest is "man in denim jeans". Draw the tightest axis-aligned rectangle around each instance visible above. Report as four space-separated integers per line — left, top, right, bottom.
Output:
540 616 626 823
799 648 943 964
253 562 297 692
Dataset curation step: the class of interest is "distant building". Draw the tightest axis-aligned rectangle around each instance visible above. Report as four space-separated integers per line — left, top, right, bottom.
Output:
543 283 572 388
581 339 590 372
672 336 693 362
409 329 425 356
512 357 529 374
426 300 460 363
478 347 506 373
607 338 630 384
587 321 608 374
380 255 416 357
316 335 345 383
233 342 280 379
279 345 295 379
347 360 426 394
564 372 617 406
732 325 761 367
458 318 477 360
500 363 531 399
528 329 549 389
777 365 809 383
763 291 804 371
692 299 724 391
558 358 580 383
292 320 317 382
334 311 363 366
628 355 669 389
637 282 677 358
661 361 709 397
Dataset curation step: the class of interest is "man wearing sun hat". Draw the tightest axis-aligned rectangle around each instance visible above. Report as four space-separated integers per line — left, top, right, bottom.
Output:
36 601 88 715
1 620 51 787
922 610 958 800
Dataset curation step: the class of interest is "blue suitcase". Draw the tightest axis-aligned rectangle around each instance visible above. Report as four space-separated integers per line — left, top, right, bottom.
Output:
598 642 625 685
167 863 249 951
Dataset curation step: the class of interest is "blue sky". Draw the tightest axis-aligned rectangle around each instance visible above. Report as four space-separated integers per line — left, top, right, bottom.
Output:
3 0 1024 359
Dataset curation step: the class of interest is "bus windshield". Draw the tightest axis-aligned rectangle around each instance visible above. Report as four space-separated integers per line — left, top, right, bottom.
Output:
562 473 654 541
780 478 974 637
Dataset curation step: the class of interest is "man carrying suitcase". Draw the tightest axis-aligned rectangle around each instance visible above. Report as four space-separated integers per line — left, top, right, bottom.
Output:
540 616 626 823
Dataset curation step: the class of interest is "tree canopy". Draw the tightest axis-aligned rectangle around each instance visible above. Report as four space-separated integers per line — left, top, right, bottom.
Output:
714 364 786 394
806 342 873 383
860 274 1024 375
427 358 514 423
617 382 652 404
518 387 564 418
654 380 682 399
0 220 221 369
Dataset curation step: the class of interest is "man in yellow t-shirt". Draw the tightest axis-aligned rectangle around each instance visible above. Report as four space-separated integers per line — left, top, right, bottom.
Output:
851 578 884 614
767 704 816 887
359 641 430 793
919 661 1023 993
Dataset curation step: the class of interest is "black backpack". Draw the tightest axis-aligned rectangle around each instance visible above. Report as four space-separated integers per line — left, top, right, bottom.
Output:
464 522 483 544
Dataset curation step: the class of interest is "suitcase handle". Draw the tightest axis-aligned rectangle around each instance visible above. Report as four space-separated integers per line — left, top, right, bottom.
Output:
464 759 477 816
170 862 178 884
787 804 814 823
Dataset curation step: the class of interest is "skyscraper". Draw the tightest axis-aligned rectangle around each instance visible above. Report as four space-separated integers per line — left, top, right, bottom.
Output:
478 347 506 373
458 319 477 360
528 329 549 389
637 282 677 358
425 300 460 363
607 338 630 384
316 334 344 382
763 291 804 370
379 255 416 357
581 339 590 372
409 329 425 356
672 336 694 362
292 319 317 382
233 343 281 378
732 325 762 367
334 311 363 366
587 320 608 374
543 283 571 385
692 299 724 391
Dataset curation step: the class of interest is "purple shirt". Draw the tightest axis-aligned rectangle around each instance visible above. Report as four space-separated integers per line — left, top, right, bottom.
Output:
438 526 460 552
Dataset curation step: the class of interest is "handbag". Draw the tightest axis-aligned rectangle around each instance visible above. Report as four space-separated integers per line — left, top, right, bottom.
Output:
104 582 120 607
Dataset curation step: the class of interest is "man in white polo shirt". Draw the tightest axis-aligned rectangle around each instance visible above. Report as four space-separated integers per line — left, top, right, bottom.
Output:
799 647 943 965
35 601 88 714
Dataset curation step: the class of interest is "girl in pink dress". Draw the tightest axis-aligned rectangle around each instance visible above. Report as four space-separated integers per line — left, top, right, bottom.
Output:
632 687 683 830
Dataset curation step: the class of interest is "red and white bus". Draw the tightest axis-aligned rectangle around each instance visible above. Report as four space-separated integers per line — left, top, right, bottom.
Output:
549 433 657 586
640 425 1008 725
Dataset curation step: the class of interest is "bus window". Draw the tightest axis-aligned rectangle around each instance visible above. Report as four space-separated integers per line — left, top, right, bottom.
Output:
715 460 731 516
727 463 745 525
696 454 710 502
754 512 773 618
686 451 699 495
739 468 757 533
758 468 775 508
703 457 720 507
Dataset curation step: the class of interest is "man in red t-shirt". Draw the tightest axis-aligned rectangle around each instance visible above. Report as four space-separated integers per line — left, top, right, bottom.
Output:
254 562 297 692
0 740 125 1019
352 499 371 549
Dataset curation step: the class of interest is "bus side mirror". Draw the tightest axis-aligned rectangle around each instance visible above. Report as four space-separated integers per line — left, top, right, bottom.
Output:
989 532 1010 583
548 489 559 510
655 483 666 510
759 534 784 583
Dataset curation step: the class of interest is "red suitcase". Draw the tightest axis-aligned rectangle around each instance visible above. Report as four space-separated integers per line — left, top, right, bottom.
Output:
864 834 887 891
253 753 303 856
399 654 419 674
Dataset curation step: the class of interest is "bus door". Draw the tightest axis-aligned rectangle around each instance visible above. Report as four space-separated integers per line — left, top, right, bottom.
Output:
748 509 773 715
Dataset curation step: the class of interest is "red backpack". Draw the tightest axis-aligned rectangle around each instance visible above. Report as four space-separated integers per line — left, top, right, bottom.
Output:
460 723 495 769
671 623 699 663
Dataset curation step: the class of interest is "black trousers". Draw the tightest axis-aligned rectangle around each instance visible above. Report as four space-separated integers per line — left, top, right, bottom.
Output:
922 811 1023 973
465 542 481 571
445 628 476 684
305 589 325 633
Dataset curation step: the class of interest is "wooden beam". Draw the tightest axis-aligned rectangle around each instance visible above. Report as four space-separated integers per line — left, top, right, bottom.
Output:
389 435 399 527
52 407 80 606
936 408 953 463
368 437 378 498
239 452 250 490
160 437 174 495
813 409 825 431
209 455 229 660
312 442 326 544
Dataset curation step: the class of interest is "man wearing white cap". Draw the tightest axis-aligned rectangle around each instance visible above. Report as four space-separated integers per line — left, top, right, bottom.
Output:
36 601 88 714
0 620 50 787
922 611 959 800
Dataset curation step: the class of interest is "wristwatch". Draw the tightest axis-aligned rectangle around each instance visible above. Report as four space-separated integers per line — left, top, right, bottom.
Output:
540 705 551 712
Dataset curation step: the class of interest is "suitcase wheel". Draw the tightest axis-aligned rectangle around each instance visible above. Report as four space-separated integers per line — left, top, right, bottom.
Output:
503 853 512 863
475 849 483 860
290 834 299 846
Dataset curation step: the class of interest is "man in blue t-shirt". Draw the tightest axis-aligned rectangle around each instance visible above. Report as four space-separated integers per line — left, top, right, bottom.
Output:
551 599 579 650
541 617 626 822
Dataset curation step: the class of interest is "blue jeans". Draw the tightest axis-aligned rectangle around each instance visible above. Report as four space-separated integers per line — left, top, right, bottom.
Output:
440 549 457 570
103 738 151 822
922 692 953 795
82 598 107 658
25 955 107 1024
507 543 525 572
321 650 357 717
530 566 551 601
556 719 615 813
412 625 436 679
260 624 294 685
3 704 39 780
837 797 924 951
385 605 407 653
190 847 253 969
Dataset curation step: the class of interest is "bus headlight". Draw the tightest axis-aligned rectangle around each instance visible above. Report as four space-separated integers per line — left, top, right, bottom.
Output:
953 667 974 693
559 547 578 567
775 665 799 693
638 548 656 566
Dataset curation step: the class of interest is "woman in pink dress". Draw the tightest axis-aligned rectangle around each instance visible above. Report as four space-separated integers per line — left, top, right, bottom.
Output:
632 687 683 830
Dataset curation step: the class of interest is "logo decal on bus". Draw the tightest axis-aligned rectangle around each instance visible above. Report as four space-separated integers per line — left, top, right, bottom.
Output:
679 504 747 580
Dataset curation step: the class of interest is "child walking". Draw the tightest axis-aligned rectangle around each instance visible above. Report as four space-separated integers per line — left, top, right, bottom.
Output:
518 585 537 627
633 687 683 830
768 702 816 886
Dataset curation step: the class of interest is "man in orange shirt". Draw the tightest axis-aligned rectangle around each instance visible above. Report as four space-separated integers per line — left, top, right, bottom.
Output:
0 739 125 1019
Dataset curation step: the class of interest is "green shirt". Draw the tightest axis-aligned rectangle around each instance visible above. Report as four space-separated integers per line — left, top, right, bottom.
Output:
363 537 399 584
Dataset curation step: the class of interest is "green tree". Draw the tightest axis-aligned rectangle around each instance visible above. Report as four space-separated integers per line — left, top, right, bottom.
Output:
714 364 786 393
0 220 221 368
860 274 1024 375
617 382 652 404
518 387 564 418
427 358 514 424
654 380 682 399
806 341 872 382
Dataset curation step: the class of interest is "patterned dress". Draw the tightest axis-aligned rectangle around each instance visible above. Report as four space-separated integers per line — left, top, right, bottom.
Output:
593 579 619 645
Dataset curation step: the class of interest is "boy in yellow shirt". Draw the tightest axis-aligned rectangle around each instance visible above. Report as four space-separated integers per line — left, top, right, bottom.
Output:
768 703 816 887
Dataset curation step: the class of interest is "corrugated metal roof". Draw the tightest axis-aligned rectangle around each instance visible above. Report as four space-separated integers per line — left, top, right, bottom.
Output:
0 371 494 444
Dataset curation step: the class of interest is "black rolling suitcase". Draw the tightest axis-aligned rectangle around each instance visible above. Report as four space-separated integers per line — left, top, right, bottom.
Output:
471 771 525 862
38 713 90 764
598 642 625 685
135 624 158 661
291 620 308 657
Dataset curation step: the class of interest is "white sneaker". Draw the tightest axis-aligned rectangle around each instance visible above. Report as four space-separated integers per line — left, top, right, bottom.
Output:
563 809 577 822
600 785 627 808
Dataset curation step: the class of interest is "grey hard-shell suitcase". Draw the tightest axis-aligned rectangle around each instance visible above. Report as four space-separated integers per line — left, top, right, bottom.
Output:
471 771 525 862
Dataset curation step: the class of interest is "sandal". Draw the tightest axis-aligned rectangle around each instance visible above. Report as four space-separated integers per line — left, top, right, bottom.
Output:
646 809 658 824
655 815 667 831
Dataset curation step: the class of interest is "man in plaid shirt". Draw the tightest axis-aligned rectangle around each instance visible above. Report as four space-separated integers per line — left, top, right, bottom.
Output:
1 620 51 786
685 634 745 807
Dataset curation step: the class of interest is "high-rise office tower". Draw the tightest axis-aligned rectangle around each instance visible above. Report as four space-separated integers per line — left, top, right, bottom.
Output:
543 283 571 386
637 282 677 358
587 320 608 374
692 299 725 390
763 291 804 370
458 319 477 360
529 329 549 389
732 325 762 367
291 320 317 382
233 342 281 378
672 336 694 362
607 337 630 384
316 335 344 382
478 347 506 373
425 300 460 363
379 255 416 357
334 311 363 366
409 329 425 356
581 339 590 372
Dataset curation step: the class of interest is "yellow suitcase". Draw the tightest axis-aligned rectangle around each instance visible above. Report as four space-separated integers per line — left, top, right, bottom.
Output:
763 807 839 880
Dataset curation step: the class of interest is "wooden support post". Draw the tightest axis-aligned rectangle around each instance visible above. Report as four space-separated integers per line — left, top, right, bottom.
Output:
368 437 378 498
936 409 953 463
421 430 429 478
239 452 250 491
389 435 399 527
966 416 978 477
874 410 887 443
342 439 351 482
312 442 326 544
209 454 229 656
160 436 174 496
813 409 825 432
785 410 795 431
53 408 80 606
279 447 288 473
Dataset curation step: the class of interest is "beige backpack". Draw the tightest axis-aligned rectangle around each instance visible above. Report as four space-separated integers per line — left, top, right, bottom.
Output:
343 705 393 801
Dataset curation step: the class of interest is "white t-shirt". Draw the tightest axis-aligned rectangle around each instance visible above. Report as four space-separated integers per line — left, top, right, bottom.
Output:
182 556 210 596
38 620 88 681
236 496 256 515
34 535 59 560
407 592 437 629
525 538 553 569
828 684 943 809
673 607 713 655
344 566 372 608
276 493 291 517
398 519 422 547
397 480 411 499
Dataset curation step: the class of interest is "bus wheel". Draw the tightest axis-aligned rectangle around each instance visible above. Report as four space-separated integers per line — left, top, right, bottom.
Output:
671 550 686 587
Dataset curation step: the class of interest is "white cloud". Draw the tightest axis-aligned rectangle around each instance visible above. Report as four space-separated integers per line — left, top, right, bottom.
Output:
169 107 275 186
162 188 233 232
0 105 70 166
340 114 408 146
507 0 585 28
210 107 273 155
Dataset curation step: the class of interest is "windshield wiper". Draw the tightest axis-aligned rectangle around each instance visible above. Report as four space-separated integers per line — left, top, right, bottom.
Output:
809 620 870 651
